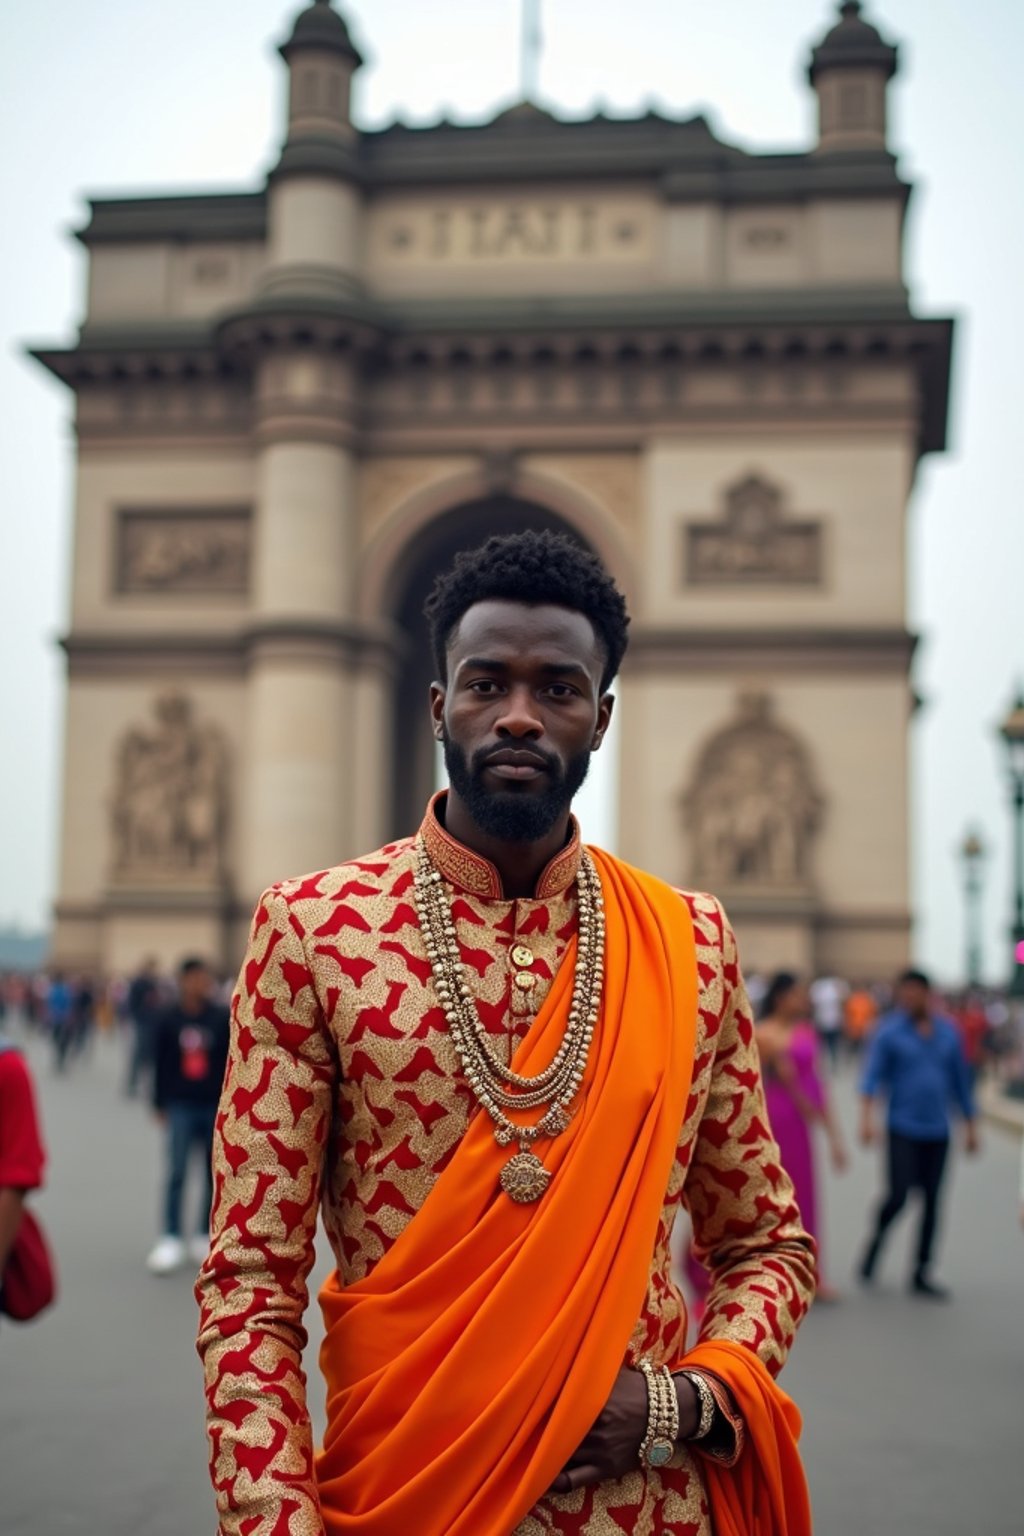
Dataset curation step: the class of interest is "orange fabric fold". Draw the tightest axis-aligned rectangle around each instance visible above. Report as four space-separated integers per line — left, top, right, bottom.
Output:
681 1340 812 1536
315 848 698 1536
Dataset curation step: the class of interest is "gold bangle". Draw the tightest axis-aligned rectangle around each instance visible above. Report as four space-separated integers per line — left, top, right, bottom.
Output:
678 1370 716 1442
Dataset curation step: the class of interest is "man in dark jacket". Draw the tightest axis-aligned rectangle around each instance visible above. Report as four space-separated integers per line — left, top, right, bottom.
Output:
148 958 229 1274
125 958 161 1097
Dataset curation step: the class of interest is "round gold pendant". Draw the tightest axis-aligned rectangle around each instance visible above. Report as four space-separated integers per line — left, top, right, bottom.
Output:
513 971 537 992
646 1437 674 1468
499 1149 551 1203
511 943 535 968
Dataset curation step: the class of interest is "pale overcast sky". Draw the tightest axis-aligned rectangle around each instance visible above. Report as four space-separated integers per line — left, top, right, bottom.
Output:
1 1 1021 984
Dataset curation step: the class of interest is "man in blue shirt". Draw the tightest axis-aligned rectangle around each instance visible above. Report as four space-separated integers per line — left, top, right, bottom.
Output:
858 969 978 1299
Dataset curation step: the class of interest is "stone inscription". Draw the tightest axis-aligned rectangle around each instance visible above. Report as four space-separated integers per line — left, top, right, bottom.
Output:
117 509 251 595
378 202 651 264
686 475 821 585
112 694 228 883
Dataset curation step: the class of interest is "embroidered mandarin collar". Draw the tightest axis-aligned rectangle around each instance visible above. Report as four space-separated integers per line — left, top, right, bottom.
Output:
419 791 582 900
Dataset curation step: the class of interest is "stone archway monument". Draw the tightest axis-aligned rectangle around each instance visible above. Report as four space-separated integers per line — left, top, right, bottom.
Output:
33 1 952 977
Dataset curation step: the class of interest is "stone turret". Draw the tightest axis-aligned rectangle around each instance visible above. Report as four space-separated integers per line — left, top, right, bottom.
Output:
262 0 366 300
809 1 898 154
278 0 364 147
236 1 371 896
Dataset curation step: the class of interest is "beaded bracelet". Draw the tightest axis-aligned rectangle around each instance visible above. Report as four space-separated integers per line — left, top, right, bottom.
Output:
677 1369 716 1442
637 1357 679 1469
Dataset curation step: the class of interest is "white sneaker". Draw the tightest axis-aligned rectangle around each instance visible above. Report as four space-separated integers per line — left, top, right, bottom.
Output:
188 1233 210 1266
146 1235 187 1274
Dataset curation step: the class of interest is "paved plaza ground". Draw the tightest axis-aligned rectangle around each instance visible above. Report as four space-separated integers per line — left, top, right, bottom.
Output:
2 1022 1021 1535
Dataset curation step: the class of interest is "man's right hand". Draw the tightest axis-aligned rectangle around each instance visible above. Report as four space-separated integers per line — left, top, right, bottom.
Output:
859 1104 877 1147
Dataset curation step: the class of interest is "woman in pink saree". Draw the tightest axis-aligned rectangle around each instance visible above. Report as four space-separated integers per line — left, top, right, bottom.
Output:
756 973 848 1301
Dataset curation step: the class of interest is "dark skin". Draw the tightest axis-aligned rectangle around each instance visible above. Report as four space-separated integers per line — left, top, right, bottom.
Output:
431 598 700 1492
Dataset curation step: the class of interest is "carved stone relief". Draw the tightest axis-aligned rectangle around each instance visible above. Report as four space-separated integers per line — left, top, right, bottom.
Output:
111 694 228 884
684 693 822 890
116 509 251 594
685 474 822 585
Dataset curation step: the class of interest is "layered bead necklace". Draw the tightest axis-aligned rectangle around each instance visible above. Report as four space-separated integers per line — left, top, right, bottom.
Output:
412 837 606 1203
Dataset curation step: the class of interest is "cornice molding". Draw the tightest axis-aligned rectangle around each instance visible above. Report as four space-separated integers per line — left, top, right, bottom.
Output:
624 626 918 674
30 308 952 456
70 125 906 249
61 618 403 679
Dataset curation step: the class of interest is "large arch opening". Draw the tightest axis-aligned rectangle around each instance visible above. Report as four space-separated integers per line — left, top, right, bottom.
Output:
386 494 618 844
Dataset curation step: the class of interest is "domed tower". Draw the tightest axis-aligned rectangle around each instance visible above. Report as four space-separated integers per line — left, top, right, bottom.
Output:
236 1 371 898
279 0 363 145
808 1 898 154
263 0 365 301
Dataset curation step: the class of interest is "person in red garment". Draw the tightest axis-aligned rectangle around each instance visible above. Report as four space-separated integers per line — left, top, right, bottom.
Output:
0 1035 47 1311
197 531 816 1536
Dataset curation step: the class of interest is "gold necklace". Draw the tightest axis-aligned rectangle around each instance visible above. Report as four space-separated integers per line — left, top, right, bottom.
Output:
412 838 605 1203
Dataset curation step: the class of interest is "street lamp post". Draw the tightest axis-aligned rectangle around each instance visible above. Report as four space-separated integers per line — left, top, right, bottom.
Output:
998 690 1024 997
958 829 986 989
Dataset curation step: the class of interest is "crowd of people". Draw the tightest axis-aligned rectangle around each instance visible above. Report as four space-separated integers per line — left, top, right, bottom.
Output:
674 962 1019 1318
0 959 231 1278
2 950 1018 1303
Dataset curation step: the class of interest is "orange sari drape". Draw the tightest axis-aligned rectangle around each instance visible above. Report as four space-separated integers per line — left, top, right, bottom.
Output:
315 849 809 1535
682 1341 812 1536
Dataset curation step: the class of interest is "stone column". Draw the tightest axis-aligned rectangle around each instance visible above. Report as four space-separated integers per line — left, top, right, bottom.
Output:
240 348 359 899
237 1 374 901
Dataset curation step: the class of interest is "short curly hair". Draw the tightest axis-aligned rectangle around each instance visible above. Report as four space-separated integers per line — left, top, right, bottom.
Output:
424 529 630 691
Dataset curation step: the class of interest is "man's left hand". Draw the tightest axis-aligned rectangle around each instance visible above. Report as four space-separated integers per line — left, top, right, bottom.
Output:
549 1366 699 1495
964 1121 980 1155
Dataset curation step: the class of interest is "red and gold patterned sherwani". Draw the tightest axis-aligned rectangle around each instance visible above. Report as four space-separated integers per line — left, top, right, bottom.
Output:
197 798 816 1536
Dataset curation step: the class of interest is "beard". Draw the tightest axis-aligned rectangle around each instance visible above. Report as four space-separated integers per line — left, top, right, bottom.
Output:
442 730 591 843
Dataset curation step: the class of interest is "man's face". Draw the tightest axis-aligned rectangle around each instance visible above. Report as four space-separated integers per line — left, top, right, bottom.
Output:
430 599 613 843
180 966 211 1008
899 978 930 1017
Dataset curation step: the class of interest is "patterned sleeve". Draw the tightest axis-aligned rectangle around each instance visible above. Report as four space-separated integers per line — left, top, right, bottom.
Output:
196 889 336 1536
684 901 817 1375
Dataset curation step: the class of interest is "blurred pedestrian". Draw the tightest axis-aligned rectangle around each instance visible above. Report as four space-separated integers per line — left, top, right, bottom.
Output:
69 975 96 1060
46 972 74 1072
952 990 991 1086
147 958 229 1275
0 1027 52 1320
756 972 848 1301
843 984 878 1060
858 968 978 1299
125 958 161 1097
809 973 847 1071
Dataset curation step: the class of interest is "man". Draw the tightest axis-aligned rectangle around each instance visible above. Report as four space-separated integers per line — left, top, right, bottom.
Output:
46 970 74 1073
858 968 978 1299
809 973 847 1071
952 989 991 1087
148 958 229 1274
125 957 161 1097
197 531 816 1536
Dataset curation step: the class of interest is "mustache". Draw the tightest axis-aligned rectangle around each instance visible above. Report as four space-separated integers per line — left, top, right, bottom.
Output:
473 742 561 775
